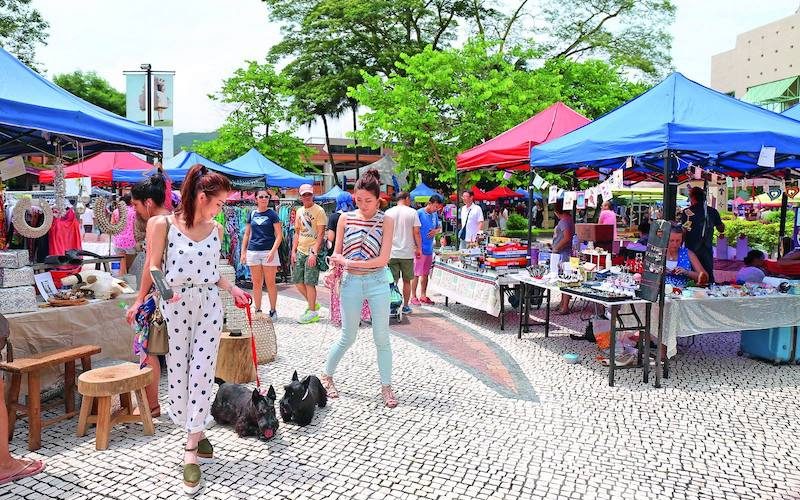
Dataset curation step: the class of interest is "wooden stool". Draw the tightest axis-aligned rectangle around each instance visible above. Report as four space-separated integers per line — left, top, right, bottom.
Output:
1 344 101 451
77 362 154 451
215 331 256 384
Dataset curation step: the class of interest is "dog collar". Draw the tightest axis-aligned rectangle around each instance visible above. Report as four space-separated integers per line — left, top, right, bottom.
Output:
301 388 310 401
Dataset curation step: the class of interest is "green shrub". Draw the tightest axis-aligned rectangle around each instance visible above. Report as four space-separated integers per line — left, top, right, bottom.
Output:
716 219 781 253
719 210 735 221
505 213 528 231
763 210 795 225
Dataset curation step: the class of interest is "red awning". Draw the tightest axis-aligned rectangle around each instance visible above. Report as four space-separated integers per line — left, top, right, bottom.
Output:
456 102 590 171
39 152 152 184
471 186 489 201
483 185 523 201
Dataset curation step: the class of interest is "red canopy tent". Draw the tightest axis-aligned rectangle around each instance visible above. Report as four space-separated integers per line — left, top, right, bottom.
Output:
471 186 489 201
456 102 590 171
484 185 523 201
38 152 152 184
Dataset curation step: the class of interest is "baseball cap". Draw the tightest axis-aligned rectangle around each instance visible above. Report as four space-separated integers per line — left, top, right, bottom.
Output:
299 184 314 195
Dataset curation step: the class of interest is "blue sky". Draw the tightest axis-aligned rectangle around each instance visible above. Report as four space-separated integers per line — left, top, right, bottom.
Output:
31 0 800 136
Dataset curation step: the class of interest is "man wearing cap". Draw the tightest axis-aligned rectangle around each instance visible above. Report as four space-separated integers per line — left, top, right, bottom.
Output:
292 184 328 324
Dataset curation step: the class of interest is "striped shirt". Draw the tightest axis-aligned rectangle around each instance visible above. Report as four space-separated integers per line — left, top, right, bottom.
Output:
342 211 385 275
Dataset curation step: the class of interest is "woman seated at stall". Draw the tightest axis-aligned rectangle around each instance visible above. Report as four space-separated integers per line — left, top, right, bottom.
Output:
665 224 708 288
736 250 766 284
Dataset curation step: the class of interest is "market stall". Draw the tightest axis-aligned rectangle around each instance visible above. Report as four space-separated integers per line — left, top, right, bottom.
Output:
529 72 800 387
38 152 152 185
112 150 263 189
427 260 520 330
225 148 313 188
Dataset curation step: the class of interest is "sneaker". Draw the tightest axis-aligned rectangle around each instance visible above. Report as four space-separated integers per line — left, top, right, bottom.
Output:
401 305 412 314
419 297 435 305
298 310 320 324
410 298 422 306
269 310 277 320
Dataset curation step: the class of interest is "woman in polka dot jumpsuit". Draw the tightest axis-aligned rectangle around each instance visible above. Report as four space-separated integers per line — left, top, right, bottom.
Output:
148 164 248 495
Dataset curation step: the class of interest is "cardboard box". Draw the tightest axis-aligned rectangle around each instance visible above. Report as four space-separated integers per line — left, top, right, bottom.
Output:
0 285 37 314
0 266 34 288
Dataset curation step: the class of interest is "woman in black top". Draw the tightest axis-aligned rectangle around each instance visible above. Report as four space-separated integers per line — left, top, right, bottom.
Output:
240 190 282 318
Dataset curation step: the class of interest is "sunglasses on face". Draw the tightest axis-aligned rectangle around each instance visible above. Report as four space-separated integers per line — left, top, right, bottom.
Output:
300 193 313 197
257 195 269 199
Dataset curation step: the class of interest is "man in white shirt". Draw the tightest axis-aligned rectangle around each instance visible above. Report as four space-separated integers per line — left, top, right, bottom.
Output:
459 190 484 249
385 192 421 314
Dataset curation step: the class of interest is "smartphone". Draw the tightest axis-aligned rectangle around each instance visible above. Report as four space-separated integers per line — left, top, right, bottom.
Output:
150 269 174 300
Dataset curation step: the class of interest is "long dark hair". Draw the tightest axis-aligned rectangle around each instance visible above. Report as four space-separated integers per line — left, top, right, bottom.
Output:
176 164 231 228
131 170 169 208
354 168 381 199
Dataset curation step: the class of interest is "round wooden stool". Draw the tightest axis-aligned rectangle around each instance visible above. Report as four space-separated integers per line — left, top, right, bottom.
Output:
215 331 256 384
76 362 154 450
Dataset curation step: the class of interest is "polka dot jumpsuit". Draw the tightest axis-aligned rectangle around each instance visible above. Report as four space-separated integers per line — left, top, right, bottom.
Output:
160 218 223 433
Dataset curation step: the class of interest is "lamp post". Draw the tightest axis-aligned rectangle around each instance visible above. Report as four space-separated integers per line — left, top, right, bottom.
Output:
140 63 152 127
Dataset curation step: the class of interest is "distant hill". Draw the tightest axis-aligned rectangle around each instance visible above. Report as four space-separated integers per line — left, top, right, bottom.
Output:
173 131 218 154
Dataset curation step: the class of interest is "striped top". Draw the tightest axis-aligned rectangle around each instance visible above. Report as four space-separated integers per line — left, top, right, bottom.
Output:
341 211 385 275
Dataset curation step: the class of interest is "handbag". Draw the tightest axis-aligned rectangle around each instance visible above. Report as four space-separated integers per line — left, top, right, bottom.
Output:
458 206 472 241
147 216 172 355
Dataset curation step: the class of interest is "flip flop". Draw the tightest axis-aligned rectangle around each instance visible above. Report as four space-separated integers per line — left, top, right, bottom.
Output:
0 459 45 485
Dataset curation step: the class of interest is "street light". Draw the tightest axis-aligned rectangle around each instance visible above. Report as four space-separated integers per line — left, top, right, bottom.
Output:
140 63 152 126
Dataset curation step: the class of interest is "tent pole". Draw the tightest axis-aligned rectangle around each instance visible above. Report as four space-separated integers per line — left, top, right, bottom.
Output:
455 169 461 247
655 149 672 389
527 170 534 253
778 191 789 258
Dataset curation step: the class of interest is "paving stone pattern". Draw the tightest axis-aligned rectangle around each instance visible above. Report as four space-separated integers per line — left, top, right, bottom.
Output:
5 285 800 499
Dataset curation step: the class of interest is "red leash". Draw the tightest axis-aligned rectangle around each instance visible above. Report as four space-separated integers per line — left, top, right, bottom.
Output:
235 294 260 389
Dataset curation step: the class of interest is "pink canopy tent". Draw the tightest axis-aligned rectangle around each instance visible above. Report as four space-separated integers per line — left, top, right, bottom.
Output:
39 152 152 184
456 102 590 171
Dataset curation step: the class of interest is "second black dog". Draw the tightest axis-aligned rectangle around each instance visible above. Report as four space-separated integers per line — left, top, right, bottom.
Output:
279 371 327 426
211 379 279 440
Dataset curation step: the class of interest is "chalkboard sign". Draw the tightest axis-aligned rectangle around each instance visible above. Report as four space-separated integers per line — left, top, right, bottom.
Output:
638 219 671 303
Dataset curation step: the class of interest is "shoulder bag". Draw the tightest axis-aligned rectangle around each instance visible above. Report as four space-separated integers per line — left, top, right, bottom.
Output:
147 216 172 355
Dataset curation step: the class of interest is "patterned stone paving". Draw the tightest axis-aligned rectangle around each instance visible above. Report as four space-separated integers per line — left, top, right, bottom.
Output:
5 283 800 499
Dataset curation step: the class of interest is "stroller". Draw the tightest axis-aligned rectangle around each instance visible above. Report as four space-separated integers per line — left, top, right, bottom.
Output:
387 268 404 323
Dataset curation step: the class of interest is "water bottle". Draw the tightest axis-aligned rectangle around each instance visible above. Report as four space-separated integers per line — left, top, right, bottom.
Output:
571 234 580 258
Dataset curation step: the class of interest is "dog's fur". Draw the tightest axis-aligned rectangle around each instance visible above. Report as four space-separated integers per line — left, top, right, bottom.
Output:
279 371 327 426
211 379 279 440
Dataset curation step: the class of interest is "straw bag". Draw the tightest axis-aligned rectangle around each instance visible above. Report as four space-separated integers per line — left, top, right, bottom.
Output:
219 260 276 363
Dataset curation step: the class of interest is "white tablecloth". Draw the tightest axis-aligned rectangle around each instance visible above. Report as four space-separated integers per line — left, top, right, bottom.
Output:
658 294 800 357
428 262 518 316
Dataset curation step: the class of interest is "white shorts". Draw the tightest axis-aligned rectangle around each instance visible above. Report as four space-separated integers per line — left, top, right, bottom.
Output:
246 250 281 267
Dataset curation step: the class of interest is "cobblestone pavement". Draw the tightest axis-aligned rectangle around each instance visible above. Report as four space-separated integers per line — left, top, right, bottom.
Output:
6 284 800 499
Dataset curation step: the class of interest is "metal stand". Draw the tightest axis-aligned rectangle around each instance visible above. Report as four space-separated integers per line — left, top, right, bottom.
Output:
517 282 551 339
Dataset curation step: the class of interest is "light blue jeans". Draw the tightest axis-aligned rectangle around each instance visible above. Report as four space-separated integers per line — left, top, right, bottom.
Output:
324 268 393 385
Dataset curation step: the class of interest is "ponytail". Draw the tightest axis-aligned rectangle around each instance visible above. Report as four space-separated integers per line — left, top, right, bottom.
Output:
176 164 231 228
131 169 169 208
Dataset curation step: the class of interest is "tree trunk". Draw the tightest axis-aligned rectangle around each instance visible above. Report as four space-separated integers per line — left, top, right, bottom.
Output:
352 105 360 181
322 115 341 190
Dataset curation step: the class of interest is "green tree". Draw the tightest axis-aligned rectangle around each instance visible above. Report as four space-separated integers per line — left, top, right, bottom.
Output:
52 71 126 116
350 41 646 186
192 61 314 173
350 40 649 186
0 0 48 70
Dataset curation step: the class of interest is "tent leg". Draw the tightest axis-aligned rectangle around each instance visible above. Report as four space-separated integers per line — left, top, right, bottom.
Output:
779 192 789 258
527 170 534 252
455 170 461 248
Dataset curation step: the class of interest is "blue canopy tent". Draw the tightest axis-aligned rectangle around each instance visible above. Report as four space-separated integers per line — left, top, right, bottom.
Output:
317 186 344 201
0 47 162 160
112 151 264 189
782 103 800 121
515 188 543 200
531 73 800 180
409 182 437 201
225 148 312 188
530 72 800 387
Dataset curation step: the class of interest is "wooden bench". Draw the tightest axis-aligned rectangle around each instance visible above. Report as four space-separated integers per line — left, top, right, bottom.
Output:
77 363 154 451
0 344 101 451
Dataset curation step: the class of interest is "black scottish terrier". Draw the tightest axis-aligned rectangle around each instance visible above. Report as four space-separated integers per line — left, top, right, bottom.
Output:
211 379 279 440
279 371 327 427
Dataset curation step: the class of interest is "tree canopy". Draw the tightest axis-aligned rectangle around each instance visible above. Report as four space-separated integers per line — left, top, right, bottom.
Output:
0 0 48 70
192 61 315 172
350 40 649 186
52 71 126 116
